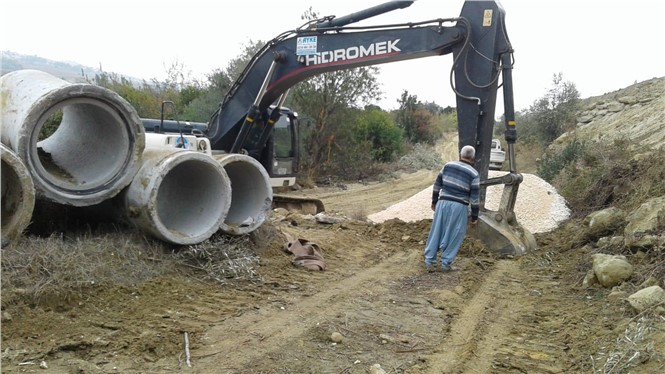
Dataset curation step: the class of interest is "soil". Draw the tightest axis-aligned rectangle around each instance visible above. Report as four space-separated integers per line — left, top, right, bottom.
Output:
2 164 664 374
3 117 665 374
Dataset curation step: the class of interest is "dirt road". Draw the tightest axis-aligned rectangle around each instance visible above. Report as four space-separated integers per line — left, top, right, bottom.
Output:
2 159 662 373
0 217 586 373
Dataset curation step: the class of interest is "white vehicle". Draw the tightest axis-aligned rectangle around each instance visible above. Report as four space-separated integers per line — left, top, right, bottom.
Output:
489 138 505 170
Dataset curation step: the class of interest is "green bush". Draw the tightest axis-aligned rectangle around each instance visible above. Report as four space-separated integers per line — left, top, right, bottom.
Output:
354 109 403 162
537 139 587 182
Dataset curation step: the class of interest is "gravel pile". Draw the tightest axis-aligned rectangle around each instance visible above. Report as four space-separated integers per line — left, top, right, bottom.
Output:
367 171 570 233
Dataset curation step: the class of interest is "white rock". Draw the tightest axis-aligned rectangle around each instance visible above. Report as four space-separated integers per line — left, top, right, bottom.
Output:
369 364 387 374
628 286 665 312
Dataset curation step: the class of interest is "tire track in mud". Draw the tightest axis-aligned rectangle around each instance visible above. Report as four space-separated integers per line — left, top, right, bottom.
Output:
424 259 568 374
185 250 570 373
186 248 572 373
424 260 519 372
192 249 425 372
485 263 573 374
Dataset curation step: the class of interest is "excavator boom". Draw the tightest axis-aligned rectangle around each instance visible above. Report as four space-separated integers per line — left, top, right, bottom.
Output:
148 0 535 254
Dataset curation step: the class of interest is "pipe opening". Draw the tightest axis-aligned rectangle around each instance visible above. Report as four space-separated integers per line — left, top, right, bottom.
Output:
155 159 228 238
33 98 131 194
1 145 36 246
1 162 22 231
224 160 271 226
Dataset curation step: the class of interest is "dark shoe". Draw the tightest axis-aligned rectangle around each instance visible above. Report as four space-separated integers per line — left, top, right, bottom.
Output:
441 264 457 272
425 264 437 273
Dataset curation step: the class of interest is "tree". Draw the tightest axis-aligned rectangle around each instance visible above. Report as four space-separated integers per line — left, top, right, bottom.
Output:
396 90 419 142
291 8 382 180
293 68 381 179
182 40 265 122
354 109 403 162
522 73 580 144
395 90 442 144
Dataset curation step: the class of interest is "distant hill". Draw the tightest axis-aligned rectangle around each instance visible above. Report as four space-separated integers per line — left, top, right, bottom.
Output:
0 51 133 83
552 77 665 151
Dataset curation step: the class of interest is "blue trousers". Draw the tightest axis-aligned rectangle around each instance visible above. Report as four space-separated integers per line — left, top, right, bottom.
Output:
424 200 468 267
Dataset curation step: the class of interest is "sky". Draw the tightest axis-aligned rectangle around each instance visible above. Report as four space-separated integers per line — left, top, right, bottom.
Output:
2 0 664 113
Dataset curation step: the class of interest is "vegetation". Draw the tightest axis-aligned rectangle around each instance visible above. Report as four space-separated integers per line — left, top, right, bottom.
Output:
395 91 450 144
518 73 580 144
1 229 271 307
536 138 587 182
43 40 634 209
84 7 454 184
354 108 403 163
2 65 665 303
553 138 665 218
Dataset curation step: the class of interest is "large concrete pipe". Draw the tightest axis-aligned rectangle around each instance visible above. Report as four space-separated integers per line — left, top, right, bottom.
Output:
0 69 144 206
1 144 36 247
124 147 232 245
212 153 273 235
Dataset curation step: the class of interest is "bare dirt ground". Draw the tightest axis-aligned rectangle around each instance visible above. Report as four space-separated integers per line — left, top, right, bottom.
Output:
2 141 664 373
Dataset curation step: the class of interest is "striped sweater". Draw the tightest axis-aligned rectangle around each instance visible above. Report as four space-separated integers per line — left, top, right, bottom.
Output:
431 160 480 220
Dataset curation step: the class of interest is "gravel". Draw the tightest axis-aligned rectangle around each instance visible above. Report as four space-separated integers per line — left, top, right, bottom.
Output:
367 170 570 233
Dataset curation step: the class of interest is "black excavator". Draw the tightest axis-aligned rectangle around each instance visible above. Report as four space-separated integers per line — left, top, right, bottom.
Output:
145 0 536 255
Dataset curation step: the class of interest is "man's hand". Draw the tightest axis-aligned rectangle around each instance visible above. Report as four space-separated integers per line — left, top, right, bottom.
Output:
431 203 436 211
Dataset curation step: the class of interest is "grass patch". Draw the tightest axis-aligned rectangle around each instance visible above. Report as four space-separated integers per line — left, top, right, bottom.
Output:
1 224 278 309
543 137 665 218
1 230 175 307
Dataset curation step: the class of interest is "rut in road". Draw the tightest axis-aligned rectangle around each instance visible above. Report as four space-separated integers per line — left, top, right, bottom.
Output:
425 260 523 373
185 234 581 373
193 249 428 372
424 258 573 374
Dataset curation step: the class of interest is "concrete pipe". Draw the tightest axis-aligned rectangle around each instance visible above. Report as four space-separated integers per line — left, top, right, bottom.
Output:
124 147 232 245
1 144 36 247
0 69 144 206
212 153 273 235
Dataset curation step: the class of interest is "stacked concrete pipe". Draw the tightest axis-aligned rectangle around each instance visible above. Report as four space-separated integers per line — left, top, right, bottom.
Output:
124 147 232 245
0 69 144 206
1 144 36 247
212 153 273 235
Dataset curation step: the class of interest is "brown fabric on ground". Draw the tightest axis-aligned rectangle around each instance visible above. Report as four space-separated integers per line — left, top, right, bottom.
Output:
283 238 325 271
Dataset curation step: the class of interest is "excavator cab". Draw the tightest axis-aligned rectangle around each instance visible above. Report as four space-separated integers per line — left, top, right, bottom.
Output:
270 111 299 187
243 107 300 188
142 104 300 189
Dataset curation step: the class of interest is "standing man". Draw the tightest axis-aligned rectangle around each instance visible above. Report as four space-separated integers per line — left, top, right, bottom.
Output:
424 145 480 272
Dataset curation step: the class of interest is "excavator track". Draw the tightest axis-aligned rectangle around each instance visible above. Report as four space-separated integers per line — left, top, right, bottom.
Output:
272 194 325 215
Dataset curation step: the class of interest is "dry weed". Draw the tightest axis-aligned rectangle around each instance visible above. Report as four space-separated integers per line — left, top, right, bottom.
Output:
1 223 284 306
592 315 660 374
175 232 264 284
348 205 368 221
1 230 174 306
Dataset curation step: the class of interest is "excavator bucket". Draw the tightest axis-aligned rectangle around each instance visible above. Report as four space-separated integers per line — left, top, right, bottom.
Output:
473 173 537 256
474 211 537 257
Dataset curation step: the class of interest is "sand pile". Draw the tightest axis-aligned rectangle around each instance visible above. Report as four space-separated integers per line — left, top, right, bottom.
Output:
367 171 570 233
